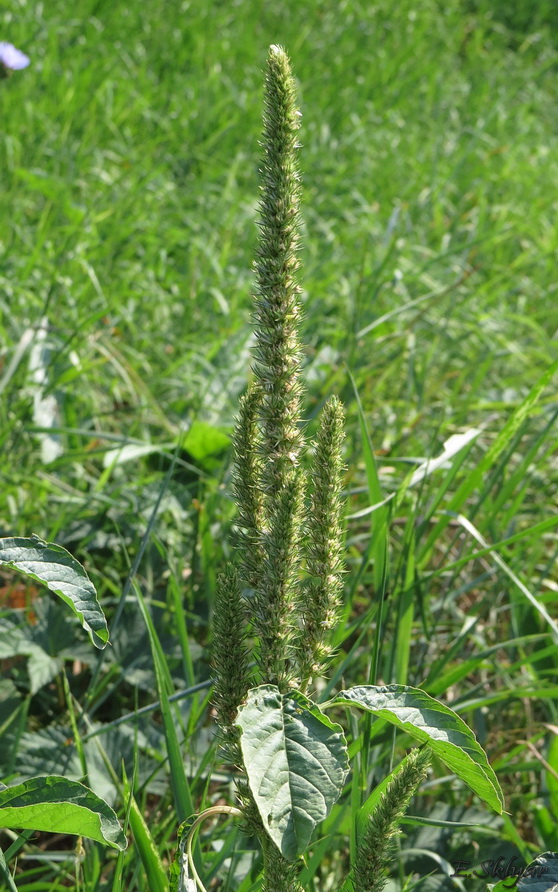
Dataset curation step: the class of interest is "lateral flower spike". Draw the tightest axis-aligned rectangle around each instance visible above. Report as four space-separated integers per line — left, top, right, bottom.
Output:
212 566 253 759
301 395 346 687
354 748 432 892
231 383 265 593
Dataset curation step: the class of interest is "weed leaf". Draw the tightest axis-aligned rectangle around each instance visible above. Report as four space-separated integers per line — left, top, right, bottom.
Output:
332 685 503 814
490 851 558 892
0 776 126 849
0 536 108 648
236 685 349 860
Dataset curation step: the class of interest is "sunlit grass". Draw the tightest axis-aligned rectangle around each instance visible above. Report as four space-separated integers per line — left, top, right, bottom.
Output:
1 0 558 888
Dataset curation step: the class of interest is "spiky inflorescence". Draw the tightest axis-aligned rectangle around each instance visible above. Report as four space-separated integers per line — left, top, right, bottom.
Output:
250 45 306 691
353 748 432 892
253 44 305 499
261 834 304 892
211 566 253 762
256 474 304 688
231 383 265 593
300 395 346 688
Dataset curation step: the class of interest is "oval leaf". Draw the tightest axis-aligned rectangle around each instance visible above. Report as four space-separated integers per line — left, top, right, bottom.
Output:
490 851 558 892
0 536 108 648
333 685 503 814
0 776 127 850
236 685 349 860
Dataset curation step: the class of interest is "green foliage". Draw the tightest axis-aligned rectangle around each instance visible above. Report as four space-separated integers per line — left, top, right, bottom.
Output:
2 1 558 889
331 685 503 813
0 776 126 849
236 685 349 860
0 536 108 647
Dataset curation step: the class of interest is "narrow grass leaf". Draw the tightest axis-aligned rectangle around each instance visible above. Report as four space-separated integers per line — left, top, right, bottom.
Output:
453 512 558 637
135 586 195 825
348 369 389 593
122 771 168 892
0 846 18 892
394 522 416 685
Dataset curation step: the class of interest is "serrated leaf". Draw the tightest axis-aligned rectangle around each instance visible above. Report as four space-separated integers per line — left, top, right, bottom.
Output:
0 776 126 850
490 851 558 892
333 685 503 814
0 536 108 648
236 685 349 861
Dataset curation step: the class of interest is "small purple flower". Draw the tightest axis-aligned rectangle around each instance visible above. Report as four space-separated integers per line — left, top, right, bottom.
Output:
0 42 30 76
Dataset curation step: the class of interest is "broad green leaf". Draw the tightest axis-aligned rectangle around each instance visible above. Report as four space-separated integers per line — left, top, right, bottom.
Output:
0 536 108 648
332 685 503 814
490 851 558 892
182 420 230 463
0 776 126 850
236 685 349 861
0 617 60 695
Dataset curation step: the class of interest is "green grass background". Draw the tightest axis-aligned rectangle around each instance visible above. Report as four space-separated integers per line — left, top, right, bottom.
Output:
1 0 558 888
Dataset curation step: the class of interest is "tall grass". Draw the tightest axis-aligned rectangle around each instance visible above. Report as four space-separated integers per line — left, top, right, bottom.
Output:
1 0 557 888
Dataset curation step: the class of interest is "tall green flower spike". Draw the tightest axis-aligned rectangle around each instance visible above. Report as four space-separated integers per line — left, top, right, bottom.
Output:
212 44 316 892
231 383 265 593
250 44 307 692
253 44 305 500
205 43 501 892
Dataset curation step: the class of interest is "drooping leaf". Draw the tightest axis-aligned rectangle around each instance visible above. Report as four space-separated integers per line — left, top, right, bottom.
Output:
0 776 126 849
236 685 349 860
0 536 108 648
332 685 503 814
490 851 558 892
